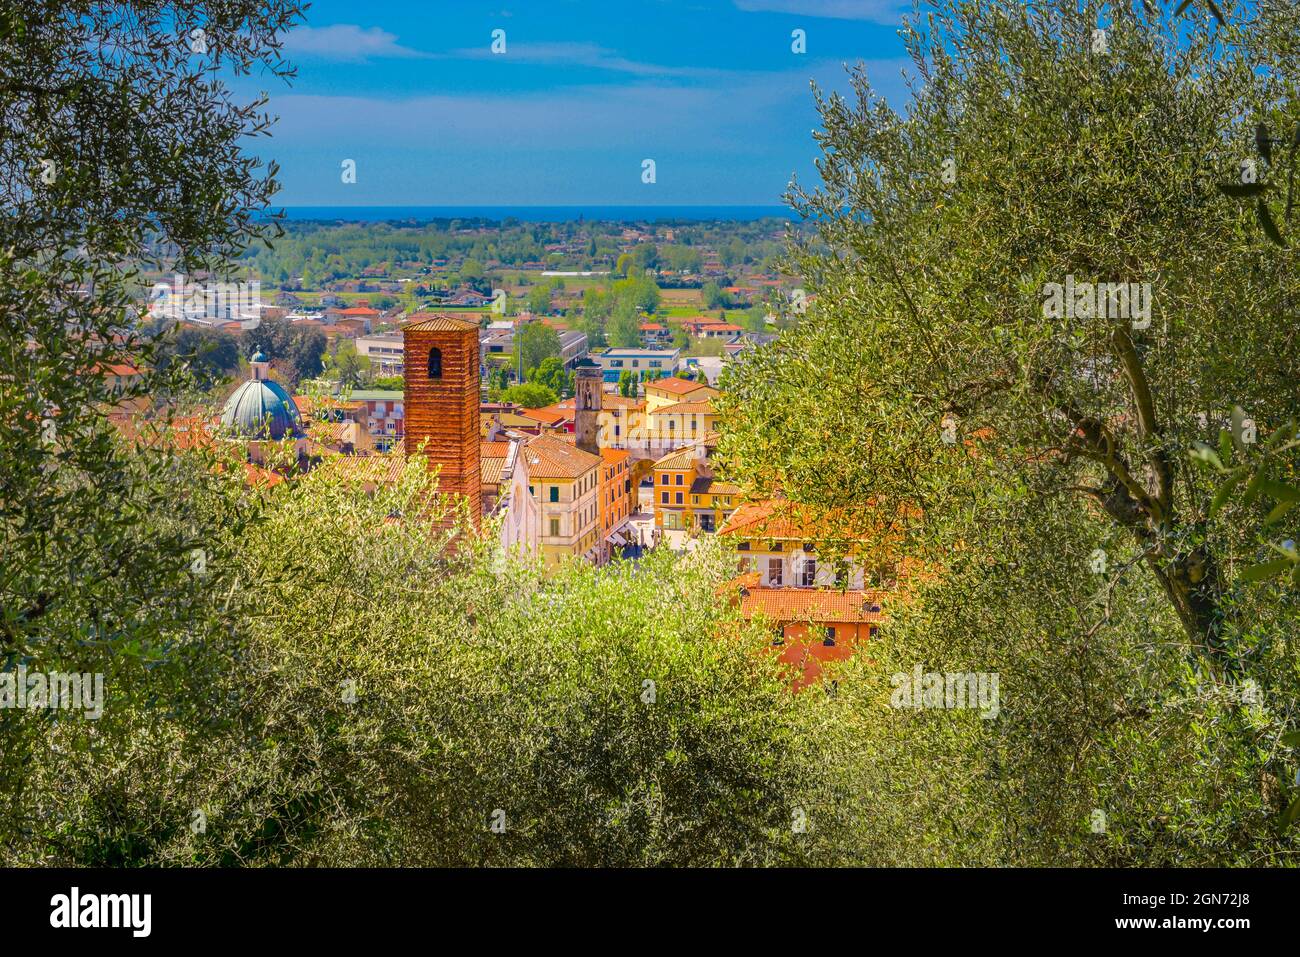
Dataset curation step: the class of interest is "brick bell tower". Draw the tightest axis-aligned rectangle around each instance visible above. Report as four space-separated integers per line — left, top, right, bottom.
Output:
403 315 481 531
574 357 602 456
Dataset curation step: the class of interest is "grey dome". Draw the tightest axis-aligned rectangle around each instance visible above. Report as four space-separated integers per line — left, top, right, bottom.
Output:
221 378 302 439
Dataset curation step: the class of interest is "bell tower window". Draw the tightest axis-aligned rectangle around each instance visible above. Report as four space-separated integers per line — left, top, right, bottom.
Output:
427 347 442 379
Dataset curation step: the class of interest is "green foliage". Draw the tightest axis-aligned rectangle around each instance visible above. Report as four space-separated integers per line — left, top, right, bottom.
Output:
238 316 325 384
702 280 730 309
720 0 1300 658
516 321 561 376
7 460 861 866
0 0 303 854
715 0 1300 861
501 382 559 409
323 340 370 388
530 356 573 398
608 300 642 349
155 322 241 387
527 281 555 316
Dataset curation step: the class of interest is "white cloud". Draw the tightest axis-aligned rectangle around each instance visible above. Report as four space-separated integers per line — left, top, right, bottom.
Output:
283 25 431 62
265 57 910 151
733 0 908 22
446 41 727 78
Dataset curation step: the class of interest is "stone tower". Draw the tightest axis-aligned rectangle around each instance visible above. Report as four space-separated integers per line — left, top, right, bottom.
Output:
403 315 481 531
574 357 602 456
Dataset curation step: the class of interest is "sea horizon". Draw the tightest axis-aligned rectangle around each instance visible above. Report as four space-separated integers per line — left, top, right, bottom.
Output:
271 204 797 224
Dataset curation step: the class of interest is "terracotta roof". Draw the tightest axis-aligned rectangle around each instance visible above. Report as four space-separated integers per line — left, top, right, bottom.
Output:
645 376 715 397
480 441 511 458
404 314 480 332
306 421 358 446
533 400 574 416
738 587 885 624
654 400 715 415
518 406 570 426
600 447 630 465
522 434 601 479
480 456 507 486
296 395 365 415
652 448 698 471
599 395 643 410
319 453 407 486
690 476 738 495
718 500 832 540
243 463 285 488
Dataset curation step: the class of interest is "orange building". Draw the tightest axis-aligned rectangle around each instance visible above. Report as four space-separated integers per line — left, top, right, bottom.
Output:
719 500 908 689
403 315 482 530
598 447 633 559
734 584 884 690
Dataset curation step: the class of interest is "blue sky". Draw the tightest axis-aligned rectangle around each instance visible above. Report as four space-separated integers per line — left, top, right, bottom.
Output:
254 0 915 206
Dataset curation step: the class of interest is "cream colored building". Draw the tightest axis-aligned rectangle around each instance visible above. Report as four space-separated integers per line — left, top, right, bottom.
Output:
521 433 603 569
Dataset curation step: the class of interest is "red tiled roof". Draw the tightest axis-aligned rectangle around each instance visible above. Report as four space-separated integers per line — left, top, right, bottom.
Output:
97 362 142 377
654 400 714 415
738 587 885 624
405 314 480 332
243 463 285 488
518 406 570 427
644 376 714 396
718 500 831 540
522 433 601 479
652 448 698 471
319 453 408 486
480 456 507 487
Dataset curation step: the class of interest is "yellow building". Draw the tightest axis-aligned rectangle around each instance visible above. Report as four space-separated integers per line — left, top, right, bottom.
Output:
523 433 602 568
651 442 739 533
717 500 910 590
647 399 718 446
643 376 719 413
600 377 719 457
593 394 645 450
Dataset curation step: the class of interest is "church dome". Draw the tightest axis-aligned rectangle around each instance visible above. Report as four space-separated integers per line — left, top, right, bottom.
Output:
221 378 302 439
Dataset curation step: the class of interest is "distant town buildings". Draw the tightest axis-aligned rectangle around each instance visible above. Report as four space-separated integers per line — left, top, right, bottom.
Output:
592 347 680 384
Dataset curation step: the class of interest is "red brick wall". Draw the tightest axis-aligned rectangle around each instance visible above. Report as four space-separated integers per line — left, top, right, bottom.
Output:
404 320 481 530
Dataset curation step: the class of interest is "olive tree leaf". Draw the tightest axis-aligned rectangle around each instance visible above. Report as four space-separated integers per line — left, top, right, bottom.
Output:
1280 795 1300 833
1256 122 1273 164
1209 469 1248 518
1263 500 1298 526
1239 558 1292 583
1257 199 1287 247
